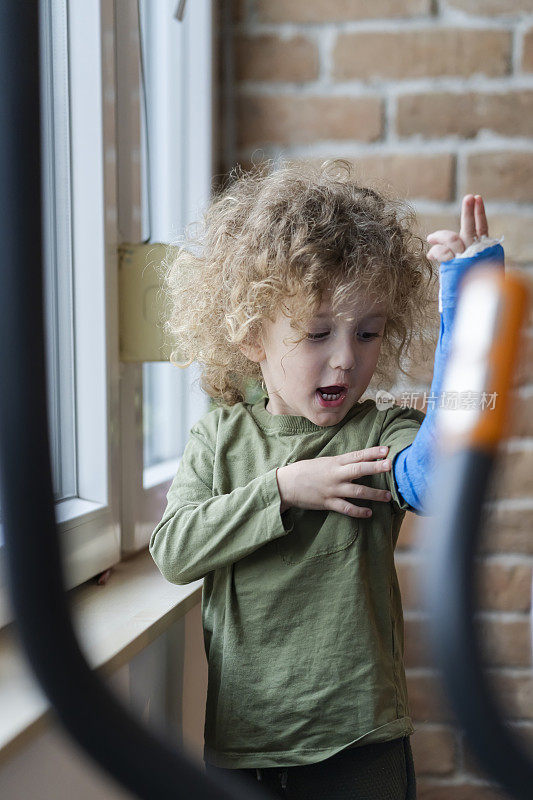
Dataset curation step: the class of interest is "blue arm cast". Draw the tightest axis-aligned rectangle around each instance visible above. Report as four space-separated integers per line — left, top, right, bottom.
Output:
393 241 505 515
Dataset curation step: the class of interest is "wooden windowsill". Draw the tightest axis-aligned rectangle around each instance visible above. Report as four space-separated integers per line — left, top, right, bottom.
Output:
0 549 202 766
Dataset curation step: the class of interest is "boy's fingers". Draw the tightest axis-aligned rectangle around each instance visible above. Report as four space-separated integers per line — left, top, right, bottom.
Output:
427 230 457 242
338 447 388 465
343 484 392 503
474 195 489 238
427 244 457 263
426 231 466 252
349 458 392 480
459 194 476 246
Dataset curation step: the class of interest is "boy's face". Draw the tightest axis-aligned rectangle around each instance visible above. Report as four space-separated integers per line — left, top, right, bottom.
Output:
251 291 388 426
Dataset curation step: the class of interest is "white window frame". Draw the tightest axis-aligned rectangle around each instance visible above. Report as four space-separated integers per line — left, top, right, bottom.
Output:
61 0 121 585
0 0 120 628
116 0 213 555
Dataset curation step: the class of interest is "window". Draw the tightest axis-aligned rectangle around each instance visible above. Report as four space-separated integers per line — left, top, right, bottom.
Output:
0 0 214 627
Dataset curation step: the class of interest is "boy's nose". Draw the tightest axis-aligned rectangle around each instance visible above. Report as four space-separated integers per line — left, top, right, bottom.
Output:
330 340 356 371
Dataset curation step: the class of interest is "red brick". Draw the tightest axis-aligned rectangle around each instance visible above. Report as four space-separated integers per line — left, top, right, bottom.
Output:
477 618 532 666
514 332 533 386
399 550 533 610
507 390 533 436
256 0 431 23
397 510 420 549
306 153 455 201
236 95 382 147
481 505 533 555
406 671 456 722
411 726 457 775
403 617 531 670
448 0 533 14
466 151 533 202
477 561 532 612
496 447 533 498
397 558 424 609
404 617 432 668
333 29 511 81
523 27 533 72
397 91 533 139
417 782 509 799
479 213 533 265
235 35 319 82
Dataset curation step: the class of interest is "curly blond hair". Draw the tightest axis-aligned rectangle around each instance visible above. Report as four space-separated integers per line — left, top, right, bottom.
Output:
155 158 439 407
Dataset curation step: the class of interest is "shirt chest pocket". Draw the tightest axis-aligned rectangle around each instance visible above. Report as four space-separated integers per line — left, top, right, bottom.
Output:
276 508 359 565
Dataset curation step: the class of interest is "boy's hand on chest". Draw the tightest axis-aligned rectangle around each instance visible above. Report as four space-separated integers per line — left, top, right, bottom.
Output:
276 446 393 519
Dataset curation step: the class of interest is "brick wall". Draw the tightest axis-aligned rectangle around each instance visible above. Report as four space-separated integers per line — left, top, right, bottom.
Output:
217 1 533 797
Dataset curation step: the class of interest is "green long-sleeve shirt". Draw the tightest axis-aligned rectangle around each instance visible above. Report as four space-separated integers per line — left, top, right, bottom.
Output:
149 395 425 768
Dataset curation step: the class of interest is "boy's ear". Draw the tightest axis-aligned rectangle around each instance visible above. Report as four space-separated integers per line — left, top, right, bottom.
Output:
239 340 265 363
239 327 266 363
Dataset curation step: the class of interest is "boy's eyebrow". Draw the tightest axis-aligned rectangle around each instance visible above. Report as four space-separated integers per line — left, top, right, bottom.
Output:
314 311 387 321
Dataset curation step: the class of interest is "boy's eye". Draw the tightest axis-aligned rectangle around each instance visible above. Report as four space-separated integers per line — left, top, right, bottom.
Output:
306 331 382 342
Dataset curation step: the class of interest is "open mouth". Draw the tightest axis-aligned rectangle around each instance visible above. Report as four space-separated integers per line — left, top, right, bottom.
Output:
316 386 347 407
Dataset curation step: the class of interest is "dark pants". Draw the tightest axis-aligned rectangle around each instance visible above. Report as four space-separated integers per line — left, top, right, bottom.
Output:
204 735 417 800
